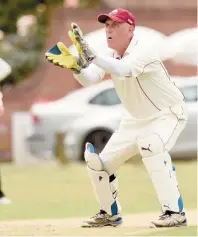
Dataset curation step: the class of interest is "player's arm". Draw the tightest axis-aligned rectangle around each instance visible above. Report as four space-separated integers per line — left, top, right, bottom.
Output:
69 24 151 78
0 58 12 81
73 64 105 87
68 23 132 78
0 92 4 116
0 58 11 116
92 44 156 78
93 56 132 77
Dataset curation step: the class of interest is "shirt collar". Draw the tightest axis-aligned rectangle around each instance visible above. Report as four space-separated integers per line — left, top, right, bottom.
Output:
113 36 138 58
125 36 138 54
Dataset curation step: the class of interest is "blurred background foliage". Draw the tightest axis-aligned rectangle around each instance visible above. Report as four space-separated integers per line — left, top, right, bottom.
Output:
0 0 62 33
0 0 99 90
0 0 50 89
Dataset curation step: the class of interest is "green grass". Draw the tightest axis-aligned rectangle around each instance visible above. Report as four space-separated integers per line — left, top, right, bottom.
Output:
0 160 197 221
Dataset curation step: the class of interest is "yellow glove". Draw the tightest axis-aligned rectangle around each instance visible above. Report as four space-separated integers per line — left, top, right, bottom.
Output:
68 23 96 67
68 23 84 57
45 42 81 73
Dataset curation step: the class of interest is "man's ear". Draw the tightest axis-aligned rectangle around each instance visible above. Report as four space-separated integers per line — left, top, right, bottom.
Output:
129 25 134 38
129 25 134 33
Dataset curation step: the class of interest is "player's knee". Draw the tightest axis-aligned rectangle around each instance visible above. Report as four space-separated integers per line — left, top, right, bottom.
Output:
136 133 164 158
84 143 103 171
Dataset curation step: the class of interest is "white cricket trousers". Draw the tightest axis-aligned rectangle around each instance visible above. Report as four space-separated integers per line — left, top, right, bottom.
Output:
99 103 187 175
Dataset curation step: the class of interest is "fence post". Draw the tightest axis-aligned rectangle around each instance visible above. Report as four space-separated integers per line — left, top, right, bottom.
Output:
55 132 67 164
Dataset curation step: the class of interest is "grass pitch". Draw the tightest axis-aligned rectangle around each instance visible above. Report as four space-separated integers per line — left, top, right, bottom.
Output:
0 159 197 236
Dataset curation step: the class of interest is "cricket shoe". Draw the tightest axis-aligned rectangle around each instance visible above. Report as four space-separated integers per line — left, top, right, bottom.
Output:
82 210 123 227
0 196 12 205
150 210 187 228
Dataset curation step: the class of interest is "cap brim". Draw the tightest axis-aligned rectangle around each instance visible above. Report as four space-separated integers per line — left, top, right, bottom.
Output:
98 14 124 24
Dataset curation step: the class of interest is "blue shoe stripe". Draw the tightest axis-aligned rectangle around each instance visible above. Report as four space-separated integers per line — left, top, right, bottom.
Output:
172 163 184 212
172 163 176 171
178 196 184 212
111 201 118 216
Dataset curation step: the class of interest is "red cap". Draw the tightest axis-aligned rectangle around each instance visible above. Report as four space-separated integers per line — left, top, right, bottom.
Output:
98 8 135 27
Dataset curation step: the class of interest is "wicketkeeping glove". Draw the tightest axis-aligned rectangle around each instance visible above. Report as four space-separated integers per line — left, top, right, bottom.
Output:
45 42 81 74
68 23 96 67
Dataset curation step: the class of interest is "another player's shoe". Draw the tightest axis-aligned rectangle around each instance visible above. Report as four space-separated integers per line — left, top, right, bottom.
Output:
150 210 187 228
0 191 12 205
82 210 123 227
0 196 12 205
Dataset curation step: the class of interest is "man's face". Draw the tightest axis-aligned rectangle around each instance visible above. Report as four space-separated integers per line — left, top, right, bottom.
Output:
105 18 133 51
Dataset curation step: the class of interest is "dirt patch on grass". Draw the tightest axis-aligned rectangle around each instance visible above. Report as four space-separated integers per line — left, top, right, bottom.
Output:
0 209 197 236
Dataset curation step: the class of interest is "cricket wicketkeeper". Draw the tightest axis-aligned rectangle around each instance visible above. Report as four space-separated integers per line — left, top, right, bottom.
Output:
45 8 187 228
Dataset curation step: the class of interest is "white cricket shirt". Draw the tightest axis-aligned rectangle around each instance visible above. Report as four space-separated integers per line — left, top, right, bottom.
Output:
74 37 185 120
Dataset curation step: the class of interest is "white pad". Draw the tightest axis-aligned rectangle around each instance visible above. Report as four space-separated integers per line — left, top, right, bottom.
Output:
84 143 103 171
142 151 183 212
87 167 120 215
84 143 121 215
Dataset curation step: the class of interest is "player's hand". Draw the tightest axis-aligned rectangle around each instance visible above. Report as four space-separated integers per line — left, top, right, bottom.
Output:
0 92 4 116
68 23 84 57
45 42 81 73
68 23 96 66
